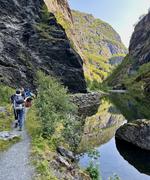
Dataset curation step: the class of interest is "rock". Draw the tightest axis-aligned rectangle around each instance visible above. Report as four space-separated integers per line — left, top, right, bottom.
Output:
56 155 73 170
109 56 124 66
108 11 150 92
0 131 20 141
0 0 87 93
0 107 6 113
116 119 150 150
57 146 75 161
51 156 91 180
71 92 102 117
79 171 91 180
129 12 150 66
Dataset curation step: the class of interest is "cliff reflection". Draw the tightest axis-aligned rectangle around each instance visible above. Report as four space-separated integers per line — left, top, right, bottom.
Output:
78 98 125 152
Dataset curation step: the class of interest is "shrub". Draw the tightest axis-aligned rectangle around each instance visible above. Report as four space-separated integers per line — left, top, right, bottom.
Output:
62 114 83 151
35 71 76 138
86 162 100 180
85 149 101 180
41 4 50 23
109 174 121 180
0 85 14 105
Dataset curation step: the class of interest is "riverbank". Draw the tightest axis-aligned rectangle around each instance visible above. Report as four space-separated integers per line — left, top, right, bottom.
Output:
26 91 105 180
26 72 99 180
78 92 150 180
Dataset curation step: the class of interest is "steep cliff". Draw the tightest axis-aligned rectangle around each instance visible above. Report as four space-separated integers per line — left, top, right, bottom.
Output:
0 0 87 93
107 11 150 94
44 0 73 24
44 0 127 83
44 0 84 60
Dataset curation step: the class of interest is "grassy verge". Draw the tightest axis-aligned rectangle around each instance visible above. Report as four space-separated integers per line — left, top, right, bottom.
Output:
0 137 20 152
26 72 84 180
0 106 13 131
26 106 58 180
0 85 20 152
26 105 57 180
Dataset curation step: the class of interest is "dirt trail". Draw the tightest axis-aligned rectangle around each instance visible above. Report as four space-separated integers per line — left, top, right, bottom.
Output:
0 129 34 180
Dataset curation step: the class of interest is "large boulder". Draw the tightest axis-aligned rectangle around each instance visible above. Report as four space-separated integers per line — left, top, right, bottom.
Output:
70 92 102 117
116 119 150 150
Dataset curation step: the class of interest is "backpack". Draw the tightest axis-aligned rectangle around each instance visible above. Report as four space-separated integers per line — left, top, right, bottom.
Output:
25 97 32 108
24 90 31 98
10 94 15 104
14 95 24 110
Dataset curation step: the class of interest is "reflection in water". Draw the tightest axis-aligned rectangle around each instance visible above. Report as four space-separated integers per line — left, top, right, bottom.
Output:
78 98 125 152
78 93 150 179
109 93 150 121
116 138 150 176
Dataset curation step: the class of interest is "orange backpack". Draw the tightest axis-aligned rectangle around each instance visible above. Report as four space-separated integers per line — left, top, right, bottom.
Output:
25 97 32 108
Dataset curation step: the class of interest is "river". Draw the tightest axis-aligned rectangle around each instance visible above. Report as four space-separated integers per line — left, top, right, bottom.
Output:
78 93 150 180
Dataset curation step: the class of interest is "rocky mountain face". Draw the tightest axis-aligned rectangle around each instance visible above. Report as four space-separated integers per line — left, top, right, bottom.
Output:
71 10 127 82
72 10 126 59
107 11 150 93
129 12 150 67
44 0 73 24
44 0 127 83
44 0 85 60
0 0 87 93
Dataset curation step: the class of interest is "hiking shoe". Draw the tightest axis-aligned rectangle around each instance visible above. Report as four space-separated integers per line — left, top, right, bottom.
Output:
19 127 22 131
15 122 18 128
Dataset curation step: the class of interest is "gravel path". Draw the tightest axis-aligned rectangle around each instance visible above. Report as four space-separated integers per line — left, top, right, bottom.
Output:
0 129 34 180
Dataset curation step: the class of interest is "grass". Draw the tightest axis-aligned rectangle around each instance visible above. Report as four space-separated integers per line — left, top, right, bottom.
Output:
0 85 20 151
26 106 58 180
123 61 150 95
84 52 112 84
26 72 84 180
0 85 14 106
105 55 131 86
0 137 20 152
0 106 13 131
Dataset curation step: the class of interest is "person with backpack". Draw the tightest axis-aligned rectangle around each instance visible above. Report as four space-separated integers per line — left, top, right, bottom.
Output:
13 89 25 131
10 93 18 127
24 88 35 99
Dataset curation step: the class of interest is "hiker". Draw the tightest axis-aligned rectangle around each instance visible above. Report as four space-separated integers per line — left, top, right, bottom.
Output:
11 87 25 126
13 89 25 131
20 87 26 99
24 88 35 98
10 93 18 127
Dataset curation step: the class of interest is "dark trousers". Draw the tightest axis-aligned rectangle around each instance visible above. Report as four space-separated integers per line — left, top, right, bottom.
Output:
14 108 18 120
14 109 24 128
17 109 24 128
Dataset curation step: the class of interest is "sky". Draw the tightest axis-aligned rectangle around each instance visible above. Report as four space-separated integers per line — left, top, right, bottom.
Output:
68 0 150 47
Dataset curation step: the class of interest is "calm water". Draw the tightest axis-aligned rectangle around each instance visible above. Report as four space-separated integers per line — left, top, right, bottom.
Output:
78 93 150 180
